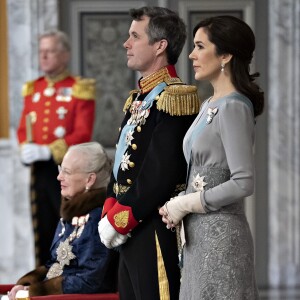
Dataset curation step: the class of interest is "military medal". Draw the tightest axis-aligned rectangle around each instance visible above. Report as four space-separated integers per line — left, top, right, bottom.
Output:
32 92 41 102
56 106 68 119
44 86 55 97
54 126 66 138
46 214 89 280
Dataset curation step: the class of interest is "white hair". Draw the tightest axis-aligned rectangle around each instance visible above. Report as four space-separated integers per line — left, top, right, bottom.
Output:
39 29 70 52
67 142 112 188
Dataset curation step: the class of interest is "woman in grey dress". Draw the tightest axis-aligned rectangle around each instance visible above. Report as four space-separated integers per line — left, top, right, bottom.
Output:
159 16 264 299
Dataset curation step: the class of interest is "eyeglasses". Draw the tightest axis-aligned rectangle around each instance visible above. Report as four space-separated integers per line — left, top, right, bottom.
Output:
58 165 90 177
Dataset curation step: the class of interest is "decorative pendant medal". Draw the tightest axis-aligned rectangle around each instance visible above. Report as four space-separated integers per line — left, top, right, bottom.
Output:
46 239 76 279
56 239 76 266
44 86 55 97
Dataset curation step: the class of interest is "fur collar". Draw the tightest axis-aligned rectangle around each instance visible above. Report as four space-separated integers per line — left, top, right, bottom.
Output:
60 188 106 222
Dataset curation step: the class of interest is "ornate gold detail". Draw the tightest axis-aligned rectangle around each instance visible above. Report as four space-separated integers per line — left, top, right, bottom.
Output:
72 77 96 100
123 89 139 112
156 84 200 116
113 183 130 195
45 70 70 85
155 232 170 300
48 139 68 164
139 67 170 94
22 80 34 97
114 211 129 228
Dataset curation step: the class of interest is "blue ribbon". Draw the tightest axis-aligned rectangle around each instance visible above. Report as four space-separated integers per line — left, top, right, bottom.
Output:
113 82 167 180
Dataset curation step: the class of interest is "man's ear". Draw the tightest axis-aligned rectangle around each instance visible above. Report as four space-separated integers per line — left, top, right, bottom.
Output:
156 39 168 55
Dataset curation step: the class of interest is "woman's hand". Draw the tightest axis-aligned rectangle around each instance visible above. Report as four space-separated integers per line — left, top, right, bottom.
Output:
7 285 28 300
159 191 205 230
159 202 176 229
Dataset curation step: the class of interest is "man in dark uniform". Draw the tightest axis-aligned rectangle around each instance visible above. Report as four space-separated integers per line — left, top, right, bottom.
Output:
98 7 200 300
17 30 95 266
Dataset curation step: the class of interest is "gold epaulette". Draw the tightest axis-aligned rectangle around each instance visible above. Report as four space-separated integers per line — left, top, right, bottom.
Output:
22 80 34 97
123 89 139 112
72 77 96 100
157 84 200 116
48 139 68 164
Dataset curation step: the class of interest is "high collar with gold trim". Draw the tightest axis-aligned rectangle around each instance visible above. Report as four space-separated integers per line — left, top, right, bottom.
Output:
45 70 70 86
138 65 178 94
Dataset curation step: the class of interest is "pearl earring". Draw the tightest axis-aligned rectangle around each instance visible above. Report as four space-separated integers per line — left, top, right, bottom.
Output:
85 186 89 192
221 63 225 72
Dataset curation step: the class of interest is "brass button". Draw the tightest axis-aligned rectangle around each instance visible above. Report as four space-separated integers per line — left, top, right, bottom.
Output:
42 134 48 140
44 109 50 114
129 162 135 168
132 144 137 150
45 101 51 107
43 117 49 123
42 126 48 132
127 179 132 185
137 126 141 132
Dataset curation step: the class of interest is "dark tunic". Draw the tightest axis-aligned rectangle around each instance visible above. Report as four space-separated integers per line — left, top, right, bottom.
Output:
102 65 199 300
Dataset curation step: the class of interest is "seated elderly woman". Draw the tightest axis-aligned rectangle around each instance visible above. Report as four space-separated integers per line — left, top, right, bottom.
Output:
4 142 118 300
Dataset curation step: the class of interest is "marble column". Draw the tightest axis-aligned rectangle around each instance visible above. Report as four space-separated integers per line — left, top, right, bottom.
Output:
0 0 58 283
268 0 300 288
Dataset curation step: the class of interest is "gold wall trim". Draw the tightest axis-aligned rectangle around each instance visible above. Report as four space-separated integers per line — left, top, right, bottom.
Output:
0 0 9 138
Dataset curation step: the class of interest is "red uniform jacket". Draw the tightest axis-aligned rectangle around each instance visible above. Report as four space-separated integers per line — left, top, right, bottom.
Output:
17 72 95 164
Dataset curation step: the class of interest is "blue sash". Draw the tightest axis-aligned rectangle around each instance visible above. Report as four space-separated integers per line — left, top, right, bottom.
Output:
113 82 167 180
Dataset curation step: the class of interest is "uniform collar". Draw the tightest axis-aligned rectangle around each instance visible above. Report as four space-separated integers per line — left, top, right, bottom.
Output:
138 65 178 94
45 70 70 85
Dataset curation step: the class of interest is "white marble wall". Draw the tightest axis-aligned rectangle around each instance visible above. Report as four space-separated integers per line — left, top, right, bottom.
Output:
0 133 34 283
268 0 300 288
0 0 58 283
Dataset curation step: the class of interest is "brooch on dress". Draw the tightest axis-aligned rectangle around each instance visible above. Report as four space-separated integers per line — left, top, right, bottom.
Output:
46 214 89 279
206 107 218 124
191 173 207 192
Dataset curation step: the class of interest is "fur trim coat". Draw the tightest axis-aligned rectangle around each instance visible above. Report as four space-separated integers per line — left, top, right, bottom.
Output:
16 188 118 296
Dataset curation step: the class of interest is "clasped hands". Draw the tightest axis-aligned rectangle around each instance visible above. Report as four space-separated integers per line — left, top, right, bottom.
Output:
159 191 205 230
98 216 129 249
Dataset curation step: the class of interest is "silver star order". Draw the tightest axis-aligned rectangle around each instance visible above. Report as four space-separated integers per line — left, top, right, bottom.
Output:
206 107 218 124
56 239 76 266
121 152 131 171
125 130 134 146
192 174 207 192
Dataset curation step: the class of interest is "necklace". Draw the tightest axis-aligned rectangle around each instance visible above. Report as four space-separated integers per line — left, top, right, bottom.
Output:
46 214 89 279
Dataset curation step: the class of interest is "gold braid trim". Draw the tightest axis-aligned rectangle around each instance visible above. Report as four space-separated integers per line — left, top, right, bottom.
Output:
22 80 34 97
48 139 68 164
72 77 96 100
123 89 139 112
155 232 170 300
157 84 200 116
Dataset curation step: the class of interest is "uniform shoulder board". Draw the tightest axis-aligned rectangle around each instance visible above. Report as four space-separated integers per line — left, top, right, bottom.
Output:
157 80 200 116
22 80 35 97
123 89 139 112
72 77 96 100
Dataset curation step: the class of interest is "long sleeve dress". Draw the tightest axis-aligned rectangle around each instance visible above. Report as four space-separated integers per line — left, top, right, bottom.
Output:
180 91 259 300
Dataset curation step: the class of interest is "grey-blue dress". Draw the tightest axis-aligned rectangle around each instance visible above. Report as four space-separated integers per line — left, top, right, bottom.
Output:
180 92 259 300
